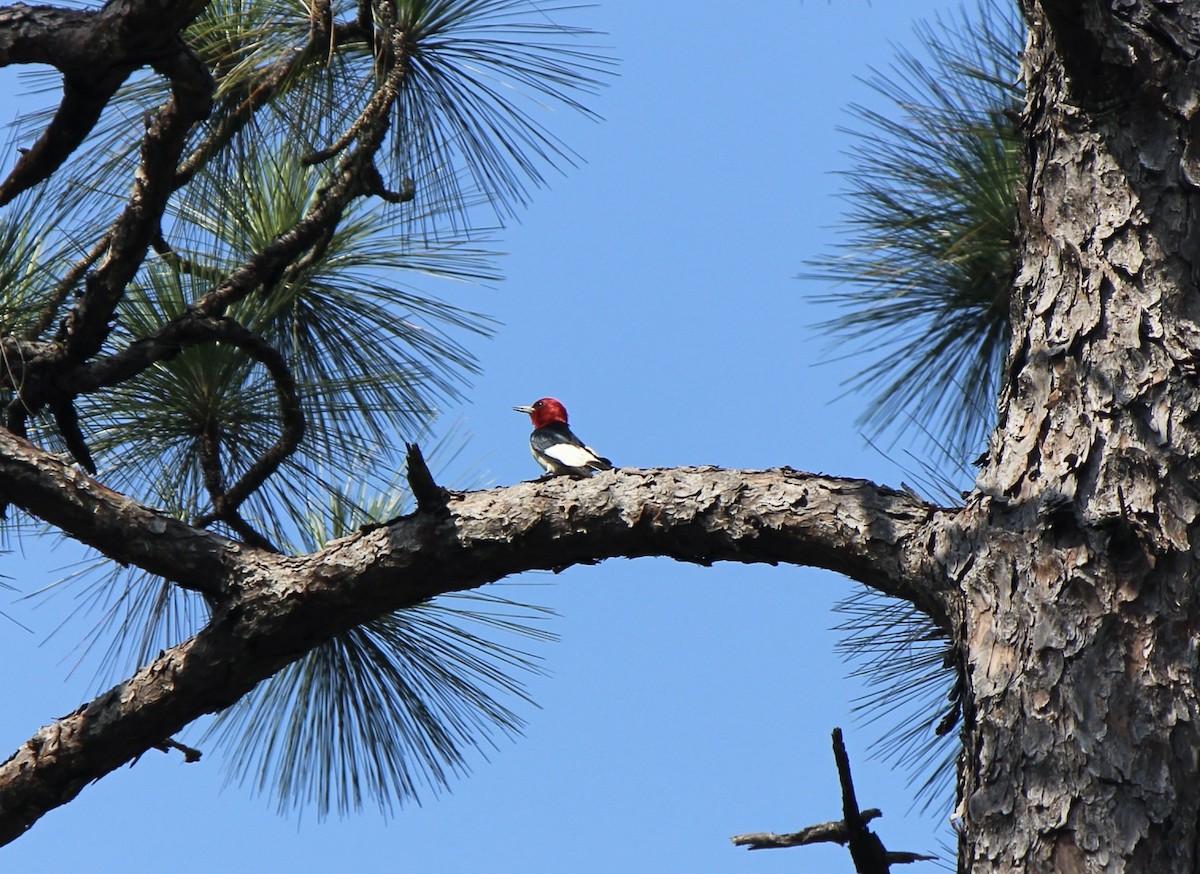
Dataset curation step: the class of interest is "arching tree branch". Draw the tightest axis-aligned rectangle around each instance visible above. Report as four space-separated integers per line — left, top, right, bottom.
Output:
0 444 959 845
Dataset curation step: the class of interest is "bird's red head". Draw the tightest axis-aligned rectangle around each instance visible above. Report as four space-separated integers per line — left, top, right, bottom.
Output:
516 397 568 429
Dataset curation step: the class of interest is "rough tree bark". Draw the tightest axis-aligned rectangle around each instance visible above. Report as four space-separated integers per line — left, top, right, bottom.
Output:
0 431 951 845
1 2 1199 872
950 2 1200 870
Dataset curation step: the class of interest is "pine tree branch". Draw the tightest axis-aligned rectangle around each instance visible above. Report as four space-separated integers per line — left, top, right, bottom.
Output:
189 318 304 532
187 18 408 318
302 23 411 167
55 35 214 362
832 727 896 873
0 4 215 453
0 1 212 205
0 74 125 207
49 398 95 474
0 10 409 527
148 737 202 763
0 456 957 846
173 14 371 188
0 425 240 595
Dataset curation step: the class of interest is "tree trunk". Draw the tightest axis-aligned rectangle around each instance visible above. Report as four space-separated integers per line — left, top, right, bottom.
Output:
957 3 1200 870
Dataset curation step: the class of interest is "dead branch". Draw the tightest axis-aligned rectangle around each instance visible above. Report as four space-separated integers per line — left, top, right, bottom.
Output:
731 728 936 873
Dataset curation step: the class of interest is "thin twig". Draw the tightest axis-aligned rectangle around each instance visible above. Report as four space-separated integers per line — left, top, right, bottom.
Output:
25 232 110 341
152 737 202 763
190 318 304 533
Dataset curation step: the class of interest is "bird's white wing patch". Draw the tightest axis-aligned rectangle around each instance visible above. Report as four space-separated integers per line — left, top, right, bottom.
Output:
543 442 601 468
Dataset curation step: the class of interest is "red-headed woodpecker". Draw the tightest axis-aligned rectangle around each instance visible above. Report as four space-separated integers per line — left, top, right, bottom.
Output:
514 397 614 477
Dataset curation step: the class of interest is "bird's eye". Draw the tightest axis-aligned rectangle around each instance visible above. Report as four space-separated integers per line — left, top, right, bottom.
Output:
533 401 543 408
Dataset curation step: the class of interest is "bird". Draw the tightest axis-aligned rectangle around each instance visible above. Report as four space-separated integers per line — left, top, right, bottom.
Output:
513 397 614 477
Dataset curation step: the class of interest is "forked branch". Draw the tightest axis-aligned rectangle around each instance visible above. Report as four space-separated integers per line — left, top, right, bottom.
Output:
731 728 937 872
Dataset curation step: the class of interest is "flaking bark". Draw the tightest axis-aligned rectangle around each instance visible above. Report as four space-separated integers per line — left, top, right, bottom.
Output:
951 3 1200 870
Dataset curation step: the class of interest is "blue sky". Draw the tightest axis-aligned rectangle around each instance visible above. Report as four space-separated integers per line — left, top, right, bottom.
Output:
1 2 983 871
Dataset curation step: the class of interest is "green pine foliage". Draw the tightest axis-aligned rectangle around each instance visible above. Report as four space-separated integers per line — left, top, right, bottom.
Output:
819 0 1024 816
809 0 1023 464
206 485 557 817
1 0 609 819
